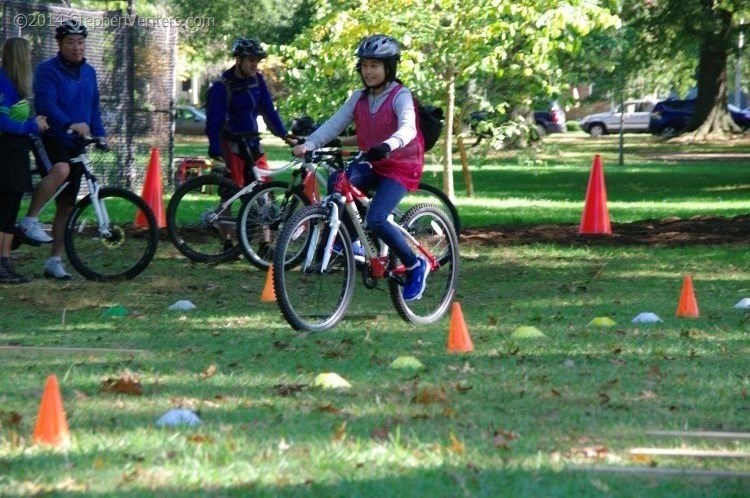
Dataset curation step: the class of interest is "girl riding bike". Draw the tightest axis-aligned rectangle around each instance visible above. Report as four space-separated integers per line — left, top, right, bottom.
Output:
292 34 429 301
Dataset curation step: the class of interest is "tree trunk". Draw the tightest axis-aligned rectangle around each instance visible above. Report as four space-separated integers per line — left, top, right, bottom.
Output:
442 67 455 201
456 135 473 197
682 6 740 140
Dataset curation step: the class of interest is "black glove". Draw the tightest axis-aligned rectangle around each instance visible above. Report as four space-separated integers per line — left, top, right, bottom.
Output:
95 138 110 152
365 143 390 162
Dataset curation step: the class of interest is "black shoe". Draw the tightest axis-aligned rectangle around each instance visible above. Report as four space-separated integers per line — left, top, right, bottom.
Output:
0 263 30 284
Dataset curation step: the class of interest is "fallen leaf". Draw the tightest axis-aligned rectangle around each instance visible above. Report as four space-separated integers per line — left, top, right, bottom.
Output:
370 425 390 441
200 363 217 380
0 410 22 428
493 429 518 450
332 421 347 442
186 434 214 444
316 403 341 414
411 387 447 404
100 372 143 395
273 383 307 396
630 453 655 465
453 381 472 393
448 432 465 454
647 366 663 379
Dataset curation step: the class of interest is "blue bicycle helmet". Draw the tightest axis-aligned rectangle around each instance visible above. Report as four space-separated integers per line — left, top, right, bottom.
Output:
231 38 267 59
56 19 88 40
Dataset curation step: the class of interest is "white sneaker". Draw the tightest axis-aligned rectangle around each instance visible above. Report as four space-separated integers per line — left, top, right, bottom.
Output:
44 257 72 280
19 218 53 243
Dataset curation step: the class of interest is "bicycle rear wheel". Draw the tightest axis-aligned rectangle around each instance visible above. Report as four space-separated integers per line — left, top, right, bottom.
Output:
166 174 244 263
390 204 459 324
273 205 356 332
237 181 310 270
64 187 159 281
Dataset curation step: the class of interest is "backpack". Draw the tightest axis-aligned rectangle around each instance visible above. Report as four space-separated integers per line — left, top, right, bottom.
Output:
416 102 444 152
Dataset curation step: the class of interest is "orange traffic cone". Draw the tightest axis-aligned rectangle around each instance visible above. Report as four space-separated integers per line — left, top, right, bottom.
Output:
261 265 276 302
303 173 320 203
676 275 699 318
579 154 612 235
447 302 473 353
32 375 70 447
136 148 166 228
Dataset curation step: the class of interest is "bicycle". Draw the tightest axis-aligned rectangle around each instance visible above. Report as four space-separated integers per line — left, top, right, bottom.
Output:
272 149 459 332
16 135 159 281
168 136 460 268
166 132 305 264
238 149 459 270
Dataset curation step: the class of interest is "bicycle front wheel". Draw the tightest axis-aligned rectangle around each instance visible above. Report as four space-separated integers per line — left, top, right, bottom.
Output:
237 181 310 270
390 204 459 324
273 205 356 332
166 174 243 263
65 187 159 281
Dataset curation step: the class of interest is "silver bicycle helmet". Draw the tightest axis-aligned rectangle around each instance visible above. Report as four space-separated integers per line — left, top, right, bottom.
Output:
56 19 88 40
356 35 400 60
231 38 267 59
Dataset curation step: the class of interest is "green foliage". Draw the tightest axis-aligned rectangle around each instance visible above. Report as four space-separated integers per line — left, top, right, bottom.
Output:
276 0 619 125
566 120 580 132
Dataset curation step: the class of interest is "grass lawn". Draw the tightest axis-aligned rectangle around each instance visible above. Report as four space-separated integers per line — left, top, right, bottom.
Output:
1 133 749 496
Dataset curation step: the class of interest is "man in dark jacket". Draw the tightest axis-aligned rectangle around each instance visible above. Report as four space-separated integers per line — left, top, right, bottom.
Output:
18 19 106 280
205 37 291 187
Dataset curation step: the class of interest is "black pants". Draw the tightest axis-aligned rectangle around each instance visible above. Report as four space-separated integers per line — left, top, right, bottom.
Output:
0 192 23 232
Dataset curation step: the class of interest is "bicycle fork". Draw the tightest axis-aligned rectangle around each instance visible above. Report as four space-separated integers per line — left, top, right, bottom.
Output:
85 177 113 238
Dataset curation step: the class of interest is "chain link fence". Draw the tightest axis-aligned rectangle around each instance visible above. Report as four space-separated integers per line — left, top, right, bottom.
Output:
0 1 176 193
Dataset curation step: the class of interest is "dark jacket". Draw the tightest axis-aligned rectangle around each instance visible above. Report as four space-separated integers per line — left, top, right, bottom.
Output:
34 53 105 149
205 68 286 157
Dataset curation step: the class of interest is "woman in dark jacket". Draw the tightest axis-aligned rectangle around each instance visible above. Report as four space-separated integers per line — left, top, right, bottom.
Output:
0 37 48 283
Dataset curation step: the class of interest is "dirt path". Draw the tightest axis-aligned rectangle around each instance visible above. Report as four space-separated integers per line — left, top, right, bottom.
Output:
461 215 750 247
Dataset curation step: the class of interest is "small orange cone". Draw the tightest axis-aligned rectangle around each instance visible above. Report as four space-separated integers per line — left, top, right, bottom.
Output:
579 154 612 235
261 265 276 302
447 302 473 353
676 275 699 318
32 375 70 447
136 148 166 228
303 172 320 203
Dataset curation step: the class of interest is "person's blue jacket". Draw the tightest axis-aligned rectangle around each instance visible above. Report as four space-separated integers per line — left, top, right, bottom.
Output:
34 53 105 149
205 68 287 157
0 68 38 135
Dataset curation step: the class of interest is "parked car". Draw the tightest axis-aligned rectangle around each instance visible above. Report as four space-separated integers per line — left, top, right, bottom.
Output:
534 101 566 135
175 105 206 135
579 99 655 136
469 102 566 138
648 98 750 137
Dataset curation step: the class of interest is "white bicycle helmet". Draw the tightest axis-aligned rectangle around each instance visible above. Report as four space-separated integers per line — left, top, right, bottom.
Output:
56 19 88 40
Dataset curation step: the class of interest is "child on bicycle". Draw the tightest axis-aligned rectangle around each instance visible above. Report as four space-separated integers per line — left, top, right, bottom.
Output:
292 34 429 301
206 38 293 188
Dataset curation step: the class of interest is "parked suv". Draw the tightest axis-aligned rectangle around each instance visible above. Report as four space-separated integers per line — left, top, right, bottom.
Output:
469 101 566 138
648 98 750 137
534 101 567 135
579 99 655 136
